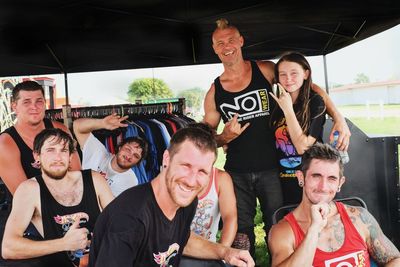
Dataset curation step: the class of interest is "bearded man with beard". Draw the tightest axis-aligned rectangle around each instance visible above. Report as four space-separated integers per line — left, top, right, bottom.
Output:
89 124 254 267
73 114 148 197
2 128 114 267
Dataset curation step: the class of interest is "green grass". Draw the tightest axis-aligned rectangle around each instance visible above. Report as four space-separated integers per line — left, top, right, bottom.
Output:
349 117 400 136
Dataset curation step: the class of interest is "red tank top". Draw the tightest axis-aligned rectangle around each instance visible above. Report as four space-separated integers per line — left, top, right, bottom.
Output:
284 202 370 267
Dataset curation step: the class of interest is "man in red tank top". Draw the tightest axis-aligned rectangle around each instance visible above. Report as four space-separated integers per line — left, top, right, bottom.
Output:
268 143 400 267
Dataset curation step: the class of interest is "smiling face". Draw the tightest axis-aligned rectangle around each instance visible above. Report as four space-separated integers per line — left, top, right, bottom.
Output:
115 142 143 170
12 90 46 126
35 136 72 180
277 61 309 96
297 159 345 205
163 140 216 209
212 27 244 66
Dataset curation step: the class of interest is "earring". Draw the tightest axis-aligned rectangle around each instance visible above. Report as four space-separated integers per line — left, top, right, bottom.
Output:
31 160 41 169
298 181 304 187
163 165 167 168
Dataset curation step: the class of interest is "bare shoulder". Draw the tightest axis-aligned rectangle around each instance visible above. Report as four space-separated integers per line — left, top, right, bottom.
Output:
14 178 40 198
0 132 18 154
268 219 295 248
216 168 230 181
344 204 375 239
256 60 275 84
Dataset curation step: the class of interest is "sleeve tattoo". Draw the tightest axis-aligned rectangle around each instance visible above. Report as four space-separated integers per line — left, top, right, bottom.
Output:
357 207 400 264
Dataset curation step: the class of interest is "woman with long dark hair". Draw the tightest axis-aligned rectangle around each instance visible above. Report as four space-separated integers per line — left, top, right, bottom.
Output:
270 52 326 205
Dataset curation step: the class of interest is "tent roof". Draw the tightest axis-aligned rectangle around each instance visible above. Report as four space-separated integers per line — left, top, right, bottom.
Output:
1 0 399 77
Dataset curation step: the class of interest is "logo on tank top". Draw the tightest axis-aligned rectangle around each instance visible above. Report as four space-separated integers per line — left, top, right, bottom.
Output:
320 250 367 267
153 243 180 267
31 160 41 169
219 89 270 122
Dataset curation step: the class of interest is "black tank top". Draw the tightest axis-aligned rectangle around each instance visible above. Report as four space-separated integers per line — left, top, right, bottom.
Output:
2 118 53 179
36 170 100 267
214 61 278 172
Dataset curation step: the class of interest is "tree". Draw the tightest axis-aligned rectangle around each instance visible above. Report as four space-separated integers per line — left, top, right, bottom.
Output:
177 87 206 111
354 73 370 84
127 78 173 103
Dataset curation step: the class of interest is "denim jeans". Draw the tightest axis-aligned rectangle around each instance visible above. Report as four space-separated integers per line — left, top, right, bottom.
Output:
179 256 228 267
229 169 283 257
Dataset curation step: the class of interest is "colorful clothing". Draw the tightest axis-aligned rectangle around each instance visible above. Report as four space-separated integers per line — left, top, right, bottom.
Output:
190 167 220 242
274 92 325 204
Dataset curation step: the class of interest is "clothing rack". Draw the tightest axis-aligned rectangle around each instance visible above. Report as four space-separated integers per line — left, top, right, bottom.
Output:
45 98 192 184
45 98 186 121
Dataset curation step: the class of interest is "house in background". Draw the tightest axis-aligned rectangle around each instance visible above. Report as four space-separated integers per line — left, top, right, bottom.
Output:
330 80 400 106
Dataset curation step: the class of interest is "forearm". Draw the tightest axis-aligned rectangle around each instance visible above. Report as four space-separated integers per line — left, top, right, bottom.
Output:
276 227 319 267
183 232 227 260
2 236 65 259
219 218 237 247
74 118 105 134
386 258 400 267
283 110 315 155
215 133 228 147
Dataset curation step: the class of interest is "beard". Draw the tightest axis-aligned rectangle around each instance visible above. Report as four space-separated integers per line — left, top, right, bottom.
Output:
42 165 68 180
116 154 135 170
165 168 199 208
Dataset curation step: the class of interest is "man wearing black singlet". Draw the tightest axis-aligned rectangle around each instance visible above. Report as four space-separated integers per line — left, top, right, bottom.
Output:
0 81 81 265
2 128 113 267
203 18 352 259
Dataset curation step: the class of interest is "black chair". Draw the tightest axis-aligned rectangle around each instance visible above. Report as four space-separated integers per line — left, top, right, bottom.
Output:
271 196 367 224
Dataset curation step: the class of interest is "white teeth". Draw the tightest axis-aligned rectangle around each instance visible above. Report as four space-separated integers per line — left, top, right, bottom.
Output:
178 184 191 192
224 51 233 56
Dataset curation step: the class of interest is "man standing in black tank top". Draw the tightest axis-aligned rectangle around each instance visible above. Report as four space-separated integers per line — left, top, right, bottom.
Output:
203 18 352 260
0 81 81 195
2 128 114 267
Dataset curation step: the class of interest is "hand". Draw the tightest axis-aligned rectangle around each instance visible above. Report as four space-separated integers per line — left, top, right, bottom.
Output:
62 219 89 251
329 116 351 151
102 114 129 130
310 203 330 233
221 113 250 143
269 83 294 114
223 248 255 267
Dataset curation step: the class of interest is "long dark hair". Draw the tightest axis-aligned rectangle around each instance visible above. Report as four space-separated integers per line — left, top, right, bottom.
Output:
271 52 323 134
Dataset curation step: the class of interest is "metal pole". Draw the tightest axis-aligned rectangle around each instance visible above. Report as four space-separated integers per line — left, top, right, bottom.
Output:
64 72 69 105
323 55 329 94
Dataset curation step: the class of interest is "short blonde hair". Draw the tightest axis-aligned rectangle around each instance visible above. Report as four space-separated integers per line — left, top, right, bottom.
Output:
216 18 230 30
213 18 241 39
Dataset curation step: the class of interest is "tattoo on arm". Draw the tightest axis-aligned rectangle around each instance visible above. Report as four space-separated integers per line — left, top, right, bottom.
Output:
358 207 400 264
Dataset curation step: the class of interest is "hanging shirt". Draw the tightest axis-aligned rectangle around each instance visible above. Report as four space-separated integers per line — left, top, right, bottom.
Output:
284 202 370 267
36 170 100 267
82 133 138 196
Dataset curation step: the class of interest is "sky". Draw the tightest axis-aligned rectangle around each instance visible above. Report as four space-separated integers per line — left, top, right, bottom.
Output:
18 24 400 106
